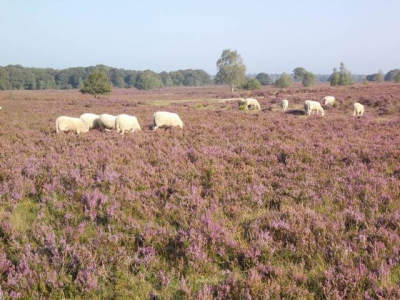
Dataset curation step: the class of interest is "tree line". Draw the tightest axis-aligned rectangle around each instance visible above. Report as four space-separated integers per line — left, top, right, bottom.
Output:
0 65 213 91
0 60 398 92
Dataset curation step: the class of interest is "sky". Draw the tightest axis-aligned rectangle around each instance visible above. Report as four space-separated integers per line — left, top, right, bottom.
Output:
1 0 399 75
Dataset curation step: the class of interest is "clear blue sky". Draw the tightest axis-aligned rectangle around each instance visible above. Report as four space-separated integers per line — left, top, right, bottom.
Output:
1 0 399 75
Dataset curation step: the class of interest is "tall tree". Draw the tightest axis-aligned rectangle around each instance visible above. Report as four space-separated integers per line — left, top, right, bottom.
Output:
274 73 292 88
338 62 353 86
292 67 315 87
256 73 271 85
215 49 246 93
301 71 316 87
135 71 163 90
292 67 307 82
80 70 112 98
394 73 400 84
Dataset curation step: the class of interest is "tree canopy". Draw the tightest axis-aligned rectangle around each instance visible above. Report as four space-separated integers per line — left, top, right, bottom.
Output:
292 67 315 87
274 73 292 88
0 65 213 91
384 69 400 81
255 73 271 85
242 78 261 90
80 70 112 98
330 62 353 86
215 49 246 93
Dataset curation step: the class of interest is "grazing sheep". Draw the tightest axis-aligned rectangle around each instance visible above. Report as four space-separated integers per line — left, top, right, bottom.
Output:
322 96 335 106
153 111 183 130
353 103 364 117
281 99 289 111
0 107 2 110
80 113 100 130
238 98 246 108
304 100 325 116
56 116 89 134
115 114 141 135
244 98 261 110
99 114 117 131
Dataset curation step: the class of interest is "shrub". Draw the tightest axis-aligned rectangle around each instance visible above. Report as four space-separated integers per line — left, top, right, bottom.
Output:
274 73 292 88
242 79 261 90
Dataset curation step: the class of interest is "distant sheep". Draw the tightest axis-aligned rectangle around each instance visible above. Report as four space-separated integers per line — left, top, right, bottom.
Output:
115 114 141 135
322 96 335 106
99 114 117 131
304 100 325 116
281 99 289 111
353 103 364 117
244 98 261 110
0 106 2 110
56 116 89 134
80 113 100 130
153 111 183 130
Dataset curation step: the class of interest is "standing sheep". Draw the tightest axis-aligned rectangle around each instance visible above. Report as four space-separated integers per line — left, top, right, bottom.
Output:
281 99 289 111
153 111 183 130
353 103 364 117
115 114 141 135
244 98 261 110
80 113 100 130
304 100 325 116
99 114 117 131
322 96 335 106
56 116 89 134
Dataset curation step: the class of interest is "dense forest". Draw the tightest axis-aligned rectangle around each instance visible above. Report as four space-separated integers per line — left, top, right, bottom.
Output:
0 65 213 91
0 64 397 91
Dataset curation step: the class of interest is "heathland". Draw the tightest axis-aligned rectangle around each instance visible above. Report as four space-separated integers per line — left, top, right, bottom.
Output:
0 83 400 299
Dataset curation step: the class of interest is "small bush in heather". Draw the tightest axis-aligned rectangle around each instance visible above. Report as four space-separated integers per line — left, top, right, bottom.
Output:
242 78 261 90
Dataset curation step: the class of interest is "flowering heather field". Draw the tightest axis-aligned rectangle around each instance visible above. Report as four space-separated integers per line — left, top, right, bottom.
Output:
0 83 400 299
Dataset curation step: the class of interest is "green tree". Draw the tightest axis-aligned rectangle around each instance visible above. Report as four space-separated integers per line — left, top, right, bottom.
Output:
242 78 261 90
384 69 400 81
135 71 163 90
256 73 271 85
394 73 400 83
329 68 340 86
215 49 246 93
292 67 315 87
338 62 353 86
109 69 125 88
292 67 307 82
274 72 292 88
80 70 112 98
159 71 174 87
0 67 11 90
301 71 316 87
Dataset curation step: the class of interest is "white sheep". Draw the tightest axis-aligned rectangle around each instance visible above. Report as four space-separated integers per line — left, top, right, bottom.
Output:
238 98 246 108
99 114 117 131
353 103 364 117
80 113 100 130
0 106 2 110
244 98 261 110
115 114 141 135
153 111 183 130
304 100 325 116
281 99 289 111
322 96 335 106
56 116 89 134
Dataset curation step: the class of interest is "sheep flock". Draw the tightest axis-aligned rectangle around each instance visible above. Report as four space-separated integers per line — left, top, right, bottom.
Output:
55 95 364 134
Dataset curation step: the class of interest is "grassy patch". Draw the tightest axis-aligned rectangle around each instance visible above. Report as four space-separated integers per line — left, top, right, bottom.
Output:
10 199 40 234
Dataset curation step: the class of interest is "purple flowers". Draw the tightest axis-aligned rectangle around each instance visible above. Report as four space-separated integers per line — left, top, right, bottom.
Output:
1 84 400 298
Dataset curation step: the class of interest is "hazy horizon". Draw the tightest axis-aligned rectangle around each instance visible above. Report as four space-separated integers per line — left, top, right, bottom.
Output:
2 0 399 75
